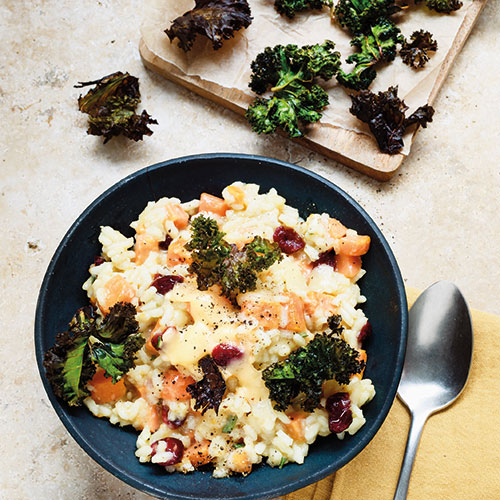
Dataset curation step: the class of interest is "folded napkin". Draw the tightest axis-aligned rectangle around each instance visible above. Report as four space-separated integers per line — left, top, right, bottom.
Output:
285 287 500 500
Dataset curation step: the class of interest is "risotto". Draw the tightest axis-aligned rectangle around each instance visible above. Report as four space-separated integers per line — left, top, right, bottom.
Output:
81 182 375 477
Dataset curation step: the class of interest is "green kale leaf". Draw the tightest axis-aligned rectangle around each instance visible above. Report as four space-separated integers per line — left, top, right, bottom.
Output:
43 307 97 406
246 41 341 137
185 215 282 305
262 318 365 412
334 0 401 35
337 18 403 90
274 0 330 18
416 0 462 14
43 302 144 406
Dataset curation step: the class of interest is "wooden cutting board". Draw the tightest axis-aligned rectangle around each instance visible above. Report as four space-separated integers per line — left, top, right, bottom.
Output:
140 1 486 181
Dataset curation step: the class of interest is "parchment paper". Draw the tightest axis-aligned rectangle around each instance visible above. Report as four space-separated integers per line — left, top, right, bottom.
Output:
141 0 472 155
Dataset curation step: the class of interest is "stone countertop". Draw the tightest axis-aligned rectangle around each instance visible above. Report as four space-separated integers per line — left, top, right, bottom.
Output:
1 1 498 498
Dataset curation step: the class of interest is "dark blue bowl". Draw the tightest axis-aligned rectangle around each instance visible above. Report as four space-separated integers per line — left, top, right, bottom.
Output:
35 153 407 500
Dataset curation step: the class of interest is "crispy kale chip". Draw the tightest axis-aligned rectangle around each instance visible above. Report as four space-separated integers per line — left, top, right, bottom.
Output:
187 355 226 414
96 303 140 341
185 215 281 305
220 237 280 300
334 0 401 34
75 72 157 144
404 103 436 128
43 302 144 406
244 236 282 272
349 86 434 154
415 0 462 14
262 318 365 412
327 313 343 333
249 42 342 95
274 0 330 18
43 307 97 406
165 0 252 52
246 41 341 137
88 318 145 384
246 89 326 137
185 214 231 291
337 18 403 90
400 30 438 68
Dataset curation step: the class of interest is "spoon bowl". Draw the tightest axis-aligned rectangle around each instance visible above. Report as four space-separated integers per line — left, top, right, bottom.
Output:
394 281 473 500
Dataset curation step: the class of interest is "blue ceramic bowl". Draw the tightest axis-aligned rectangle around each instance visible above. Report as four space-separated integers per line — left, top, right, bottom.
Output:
35 153 407 500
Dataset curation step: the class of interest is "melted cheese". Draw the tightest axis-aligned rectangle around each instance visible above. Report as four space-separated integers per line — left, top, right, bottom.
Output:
232 361 270 403
164 323 240 372
164 316 270 403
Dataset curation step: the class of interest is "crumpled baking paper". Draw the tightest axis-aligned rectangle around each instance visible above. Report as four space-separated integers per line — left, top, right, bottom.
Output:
142 0 472 155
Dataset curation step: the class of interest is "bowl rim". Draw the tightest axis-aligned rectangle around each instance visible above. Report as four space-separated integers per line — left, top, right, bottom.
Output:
35 152 407 500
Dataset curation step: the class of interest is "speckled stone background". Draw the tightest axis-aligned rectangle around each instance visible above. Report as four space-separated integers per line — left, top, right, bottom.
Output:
1 1 499 499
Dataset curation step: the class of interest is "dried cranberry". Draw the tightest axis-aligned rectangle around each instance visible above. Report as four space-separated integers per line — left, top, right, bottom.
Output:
151 438 184 466
161 405 186 429
273 226 305 254
212 343 243 367
151 274 184 295
326 392 352 433
94 256 106 266
312 250 336 268
358 321 372 345
159 235 173 251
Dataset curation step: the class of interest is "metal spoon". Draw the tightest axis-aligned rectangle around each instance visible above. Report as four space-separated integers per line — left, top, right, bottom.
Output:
393 281 473 500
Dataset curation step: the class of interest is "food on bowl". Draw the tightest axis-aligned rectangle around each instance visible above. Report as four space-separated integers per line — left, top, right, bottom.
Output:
46 182 375 477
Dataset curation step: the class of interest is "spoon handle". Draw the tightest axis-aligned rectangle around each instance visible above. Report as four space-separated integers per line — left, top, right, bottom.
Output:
393 410 429 500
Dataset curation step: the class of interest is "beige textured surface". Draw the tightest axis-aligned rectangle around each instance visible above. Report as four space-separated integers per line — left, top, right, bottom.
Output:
0 1 499 499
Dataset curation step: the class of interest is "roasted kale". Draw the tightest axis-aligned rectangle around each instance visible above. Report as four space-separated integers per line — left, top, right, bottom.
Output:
244 236 282 272
334 0 401 35
327 314 343 333
337 18 403 90
43 307 97 406
415 0 462 14
262 329 365 412
185 214 231 290
246 41 341 137
75 72 157 144
185 215 281 305
88 338 144 384
349 86 434 154
404 103 436 128
220 237 281 300
165 0 252 52
187 355 226 414
274 0 330 18
43 302 144 406
249 42 341 95
94 303 140 342
400 30 438 68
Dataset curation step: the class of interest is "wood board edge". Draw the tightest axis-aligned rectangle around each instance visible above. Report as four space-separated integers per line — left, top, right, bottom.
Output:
428 0 488 104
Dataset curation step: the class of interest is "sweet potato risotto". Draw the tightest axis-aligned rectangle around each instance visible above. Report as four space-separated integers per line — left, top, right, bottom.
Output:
81 182 375 477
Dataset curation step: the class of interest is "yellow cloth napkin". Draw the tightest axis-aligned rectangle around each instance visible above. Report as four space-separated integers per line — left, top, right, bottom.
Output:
285 287 500 500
